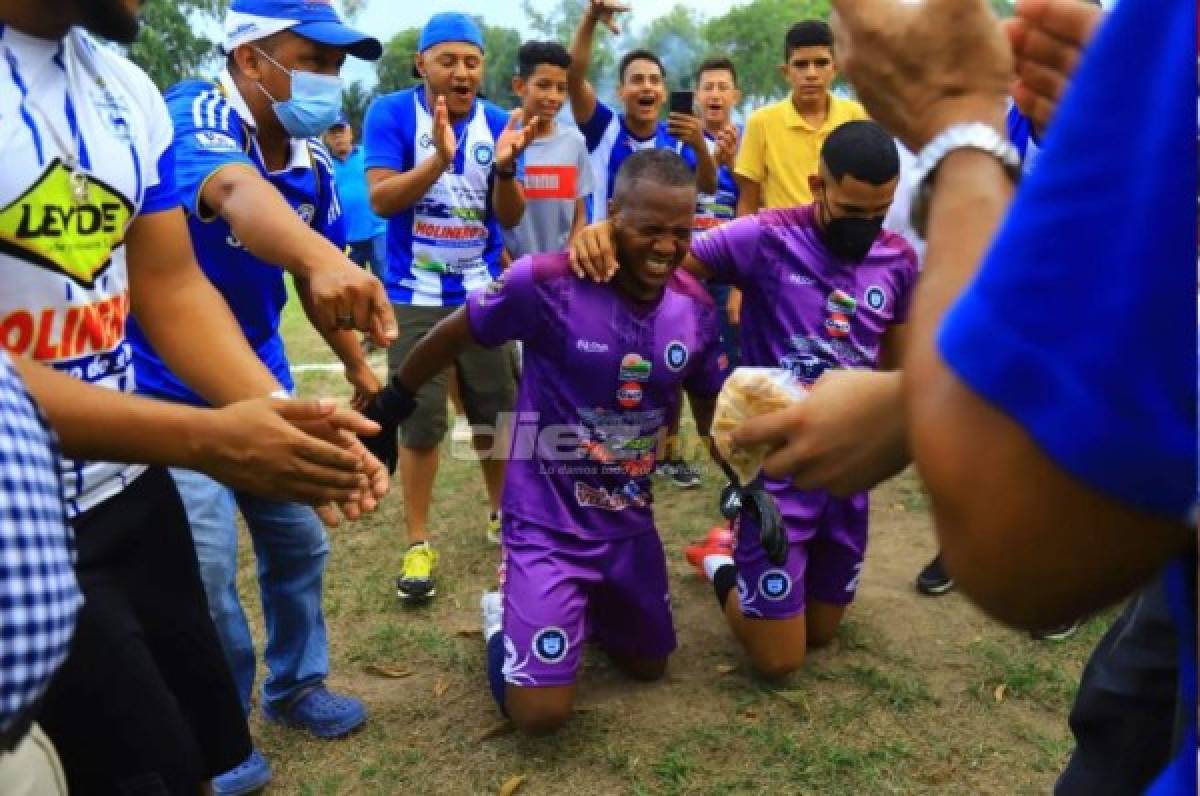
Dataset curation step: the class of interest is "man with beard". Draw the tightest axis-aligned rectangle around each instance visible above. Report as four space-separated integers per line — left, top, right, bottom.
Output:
571 121 915 678
0 0 388 792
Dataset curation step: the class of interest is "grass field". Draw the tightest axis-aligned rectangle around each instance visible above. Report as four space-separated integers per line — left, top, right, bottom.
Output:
232 294 1112 795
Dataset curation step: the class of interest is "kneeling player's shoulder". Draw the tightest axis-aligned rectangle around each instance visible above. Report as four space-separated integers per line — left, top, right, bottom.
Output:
874 229 919 271
523 251 575 285
668 268 715 307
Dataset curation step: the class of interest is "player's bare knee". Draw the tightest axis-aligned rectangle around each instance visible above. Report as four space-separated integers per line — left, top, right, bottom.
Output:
621 657 668 682
509 703 572 735
806 627 839 649
749 648 806 679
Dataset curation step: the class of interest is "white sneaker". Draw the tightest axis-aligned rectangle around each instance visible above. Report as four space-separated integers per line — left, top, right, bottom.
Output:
480 591 504 641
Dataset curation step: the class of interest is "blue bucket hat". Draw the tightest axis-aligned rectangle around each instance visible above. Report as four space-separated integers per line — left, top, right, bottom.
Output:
224 0 383 61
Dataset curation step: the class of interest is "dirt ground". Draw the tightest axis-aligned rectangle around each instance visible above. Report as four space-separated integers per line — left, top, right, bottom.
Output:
246 314 1109 795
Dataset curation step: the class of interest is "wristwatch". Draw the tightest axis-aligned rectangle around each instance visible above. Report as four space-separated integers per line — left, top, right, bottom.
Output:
494 162 517 180
909 122 1021 240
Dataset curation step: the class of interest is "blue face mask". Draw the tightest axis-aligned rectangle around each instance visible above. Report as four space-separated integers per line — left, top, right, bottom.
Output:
255 48 343 138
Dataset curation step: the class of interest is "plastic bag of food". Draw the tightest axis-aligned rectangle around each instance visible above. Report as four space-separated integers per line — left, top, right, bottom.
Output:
711 367 807 484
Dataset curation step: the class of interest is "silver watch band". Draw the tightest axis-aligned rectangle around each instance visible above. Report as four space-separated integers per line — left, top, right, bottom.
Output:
909 122 1021 239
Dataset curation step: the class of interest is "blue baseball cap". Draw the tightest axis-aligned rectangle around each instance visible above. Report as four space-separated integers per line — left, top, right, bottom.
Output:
418 12 485 54
224 0 383 61
328 110 350 128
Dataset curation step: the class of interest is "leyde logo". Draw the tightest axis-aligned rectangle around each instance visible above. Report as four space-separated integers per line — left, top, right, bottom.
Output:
0 160 133 288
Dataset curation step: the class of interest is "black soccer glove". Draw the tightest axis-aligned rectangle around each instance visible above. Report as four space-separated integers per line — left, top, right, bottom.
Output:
358 381 417 475
741 485 786 566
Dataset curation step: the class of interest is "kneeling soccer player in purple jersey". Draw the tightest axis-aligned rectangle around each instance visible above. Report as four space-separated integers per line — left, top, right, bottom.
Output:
358 149 730 733
571 121 917 679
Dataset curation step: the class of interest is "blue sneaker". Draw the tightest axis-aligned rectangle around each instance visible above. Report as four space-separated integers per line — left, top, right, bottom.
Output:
213 749 271 796
262 685 367 739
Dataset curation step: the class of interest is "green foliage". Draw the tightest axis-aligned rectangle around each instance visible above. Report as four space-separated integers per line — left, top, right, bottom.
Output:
639 5 706 88
374 27 421 96
704 0 831 105
374 18 521 107
128 0 224 90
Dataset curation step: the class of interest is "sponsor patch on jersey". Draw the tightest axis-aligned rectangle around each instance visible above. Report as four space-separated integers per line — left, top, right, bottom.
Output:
0 159 133 288
194 131 240 152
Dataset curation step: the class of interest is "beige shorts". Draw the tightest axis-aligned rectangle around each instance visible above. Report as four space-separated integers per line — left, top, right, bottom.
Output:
0 724 68 796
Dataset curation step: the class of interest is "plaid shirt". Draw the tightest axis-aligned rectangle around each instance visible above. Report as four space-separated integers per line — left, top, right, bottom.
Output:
0 352 81 734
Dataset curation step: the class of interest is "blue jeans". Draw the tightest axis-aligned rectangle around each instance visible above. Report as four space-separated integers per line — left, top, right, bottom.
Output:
169 469 331 715
348 234 387 283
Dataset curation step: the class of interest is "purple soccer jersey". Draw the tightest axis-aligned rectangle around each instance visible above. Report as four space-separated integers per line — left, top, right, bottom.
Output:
692 205 917 619
691 204 917 383
466 252 728 540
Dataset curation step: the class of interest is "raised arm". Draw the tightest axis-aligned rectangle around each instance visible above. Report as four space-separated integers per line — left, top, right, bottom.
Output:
568 1 628 126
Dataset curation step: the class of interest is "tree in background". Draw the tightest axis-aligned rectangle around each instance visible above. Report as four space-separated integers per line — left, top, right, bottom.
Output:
129 0 224 90
341 80 372 129
374 19 522 108
704 0 831 108
639 4 706 89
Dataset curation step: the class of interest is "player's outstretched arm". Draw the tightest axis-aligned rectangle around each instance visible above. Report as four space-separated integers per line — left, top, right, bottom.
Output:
198 165 396 347
14 357 369 508
357 308 478 474
126 206 386 521
733 370 909 497
567 220 714 283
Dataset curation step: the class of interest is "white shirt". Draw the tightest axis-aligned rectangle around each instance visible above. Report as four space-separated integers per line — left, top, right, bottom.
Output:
0 25 177 516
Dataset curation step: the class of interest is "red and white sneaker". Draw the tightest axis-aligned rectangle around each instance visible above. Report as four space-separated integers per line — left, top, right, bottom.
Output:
684 526 735 576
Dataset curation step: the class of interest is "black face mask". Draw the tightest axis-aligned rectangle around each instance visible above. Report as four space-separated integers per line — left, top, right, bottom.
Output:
820 198 885 263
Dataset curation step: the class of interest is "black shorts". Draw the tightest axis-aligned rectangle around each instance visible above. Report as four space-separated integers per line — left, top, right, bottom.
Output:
38 467 251 795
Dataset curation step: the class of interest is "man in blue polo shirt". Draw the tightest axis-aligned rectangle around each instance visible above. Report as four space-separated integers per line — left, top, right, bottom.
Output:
362 12 536 601
126 1 386 793
326 112 387 282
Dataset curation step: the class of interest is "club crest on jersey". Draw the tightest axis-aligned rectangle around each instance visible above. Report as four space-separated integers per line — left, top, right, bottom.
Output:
0 159 133 288
759 570 792 601
532 627 569 664
664 341 689 372
472 142 495 167
296 204 316 224
865 285 887 311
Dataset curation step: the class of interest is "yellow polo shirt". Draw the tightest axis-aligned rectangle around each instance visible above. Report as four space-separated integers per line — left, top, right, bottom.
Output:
735 93 869 209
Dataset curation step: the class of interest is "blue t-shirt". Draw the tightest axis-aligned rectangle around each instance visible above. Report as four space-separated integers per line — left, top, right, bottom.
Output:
578 100 699 221
331 146 385 243
363 86 516 307
129 74 345 405
940 0 1196 789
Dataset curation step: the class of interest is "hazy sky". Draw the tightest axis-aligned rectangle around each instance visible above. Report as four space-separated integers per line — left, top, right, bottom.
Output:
341 0 740 87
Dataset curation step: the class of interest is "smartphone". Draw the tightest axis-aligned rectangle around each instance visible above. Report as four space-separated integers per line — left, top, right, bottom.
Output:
669 90 694 116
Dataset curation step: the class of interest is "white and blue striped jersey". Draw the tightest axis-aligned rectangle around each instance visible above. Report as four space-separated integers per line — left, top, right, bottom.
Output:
364 86 517 307
578 100 699 222
0 24 178 517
